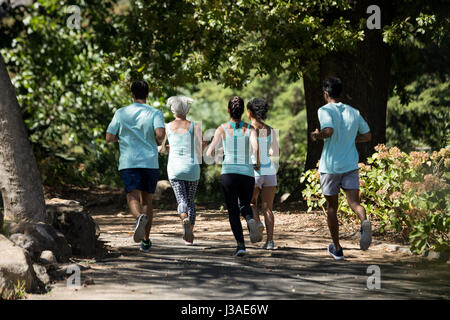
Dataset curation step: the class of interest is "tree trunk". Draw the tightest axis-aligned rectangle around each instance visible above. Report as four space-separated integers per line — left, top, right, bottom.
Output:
0 53 45 224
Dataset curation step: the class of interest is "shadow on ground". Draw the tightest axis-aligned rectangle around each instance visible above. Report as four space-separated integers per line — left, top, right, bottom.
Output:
28 204 450 300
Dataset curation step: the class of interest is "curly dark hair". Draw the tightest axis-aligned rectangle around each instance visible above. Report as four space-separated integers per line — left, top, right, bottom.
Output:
228 96 245 121
247 98 269 120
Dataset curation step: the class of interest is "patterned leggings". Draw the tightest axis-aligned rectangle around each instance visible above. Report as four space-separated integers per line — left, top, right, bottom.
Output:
169 179 199 225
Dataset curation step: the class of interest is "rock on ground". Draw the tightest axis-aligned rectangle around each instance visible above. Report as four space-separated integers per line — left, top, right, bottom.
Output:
9 222 72 262
0 235 43 299
153 180 176 205
33 264 50 285
40 250 57 265
46 198 100 257
9 233 40 261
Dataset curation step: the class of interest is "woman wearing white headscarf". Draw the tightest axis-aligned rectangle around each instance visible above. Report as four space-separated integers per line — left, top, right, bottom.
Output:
159 96 202 245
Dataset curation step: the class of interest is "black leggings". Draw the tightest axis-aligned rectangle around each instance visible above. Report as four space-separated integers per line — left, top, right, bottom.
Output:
220 174 255 244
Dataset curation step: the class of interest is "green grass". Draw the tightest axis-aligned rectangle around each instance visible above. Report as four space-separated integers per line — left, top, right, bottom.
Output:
13 280 27 300
1 280 27 300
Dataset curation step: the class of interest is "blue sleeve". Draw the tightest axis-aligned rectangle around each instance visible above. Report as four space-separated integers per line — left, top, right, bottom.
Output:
358 113 370 134
318 108 334 130
106 112 120 135
153 110 165 129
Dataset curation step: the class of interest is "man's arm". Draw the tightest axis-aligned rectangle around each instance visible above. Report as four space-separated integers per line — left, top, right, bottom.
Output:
356 112 371 143
158 126 169 153
355 131 372 143
106 132 118 143
106 111 120 143
155 127 166 146
310 127 334 141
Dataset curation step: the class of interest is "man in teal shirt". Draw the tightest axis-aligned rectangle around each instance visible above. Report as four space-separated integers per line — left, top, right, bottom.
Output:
310 77 372 260
106 80 165 252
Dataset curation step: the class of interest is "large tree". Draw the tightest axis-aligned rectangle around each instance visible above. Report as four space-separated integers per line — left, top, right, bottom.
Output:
0 53 45 224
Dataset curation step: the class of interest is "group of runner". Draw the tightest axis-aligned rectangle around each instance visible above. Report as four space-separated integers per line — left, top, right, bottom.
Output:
106 77 372 260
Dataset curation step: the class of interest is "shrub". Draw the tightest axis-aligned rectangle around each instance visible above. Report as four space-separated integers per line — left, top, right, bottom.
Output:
301 145 450 254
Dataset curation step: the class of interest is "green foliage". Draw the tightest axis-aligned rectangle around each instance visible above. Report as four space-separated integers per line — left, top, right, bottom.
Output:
196 164 223 203
109 0 365 89
387 75 450 152
13 280 27 300
301 145 450 254
385 1 450 103
0 0 175 187
184 81 234 130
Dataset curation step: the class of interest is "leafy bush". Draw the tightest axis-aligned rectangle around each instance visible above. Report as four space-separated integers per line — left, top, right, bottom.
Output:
301 145 450 254
387 75 450 152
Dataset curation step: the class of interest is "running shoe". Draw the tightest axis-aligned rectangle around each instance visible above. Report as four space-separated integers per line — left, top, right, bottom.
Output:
133 214 148 243
328 243 344 260
183 239 194 246
182 218 194 243
263 240 274 250
140 239 152 253
360 220 372 250
247 218 263 243
234 243 246 257
257 221 265 234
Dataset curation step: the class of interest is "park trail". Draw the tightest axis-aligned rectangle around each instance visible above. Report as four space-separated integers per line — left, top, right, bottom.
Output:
28 188 450 300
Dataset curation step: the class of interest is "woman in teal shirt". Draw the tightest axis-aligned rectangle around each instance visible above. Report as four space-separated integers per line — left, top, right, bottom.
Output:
161 96 202 245
206 96 261 257
247 98 280 250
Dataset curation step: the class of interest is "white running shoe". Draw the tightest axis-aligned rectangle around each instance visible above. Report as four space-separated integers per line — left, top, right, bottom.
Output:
263 240 274 250
257 221 265 234
133 214 148 243
247 218 263 243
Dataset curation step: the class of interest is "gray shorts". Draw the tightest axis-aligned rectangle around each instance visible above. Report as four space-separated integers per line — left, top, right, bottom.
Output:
320 169 359 196
255 174 277 189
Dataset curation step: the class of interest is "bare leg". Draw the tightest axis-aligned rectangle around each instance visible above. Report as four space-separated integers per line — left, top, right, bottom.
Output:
180 212 188 220
325 195 341 250
127 189 142 219
141 191 154 241
344 189 367 222
261 186 276 242
250 187 261 223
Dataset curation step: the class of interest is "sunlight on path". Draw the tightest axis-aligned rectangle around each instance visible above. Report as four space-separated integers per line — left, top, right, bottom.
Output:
28 210 450 300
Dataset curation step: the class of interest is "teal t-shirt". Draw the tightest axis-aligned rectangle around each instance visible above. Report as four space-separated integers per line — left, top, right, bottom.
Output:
107 103 165 171
167 121 201 181
221 122 254 177
251 128 277 176
318 102 370 174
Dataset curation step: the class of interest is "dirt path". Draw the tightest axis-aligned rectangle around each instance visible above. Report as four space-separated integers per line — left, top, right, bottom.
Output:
28 202 450 300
